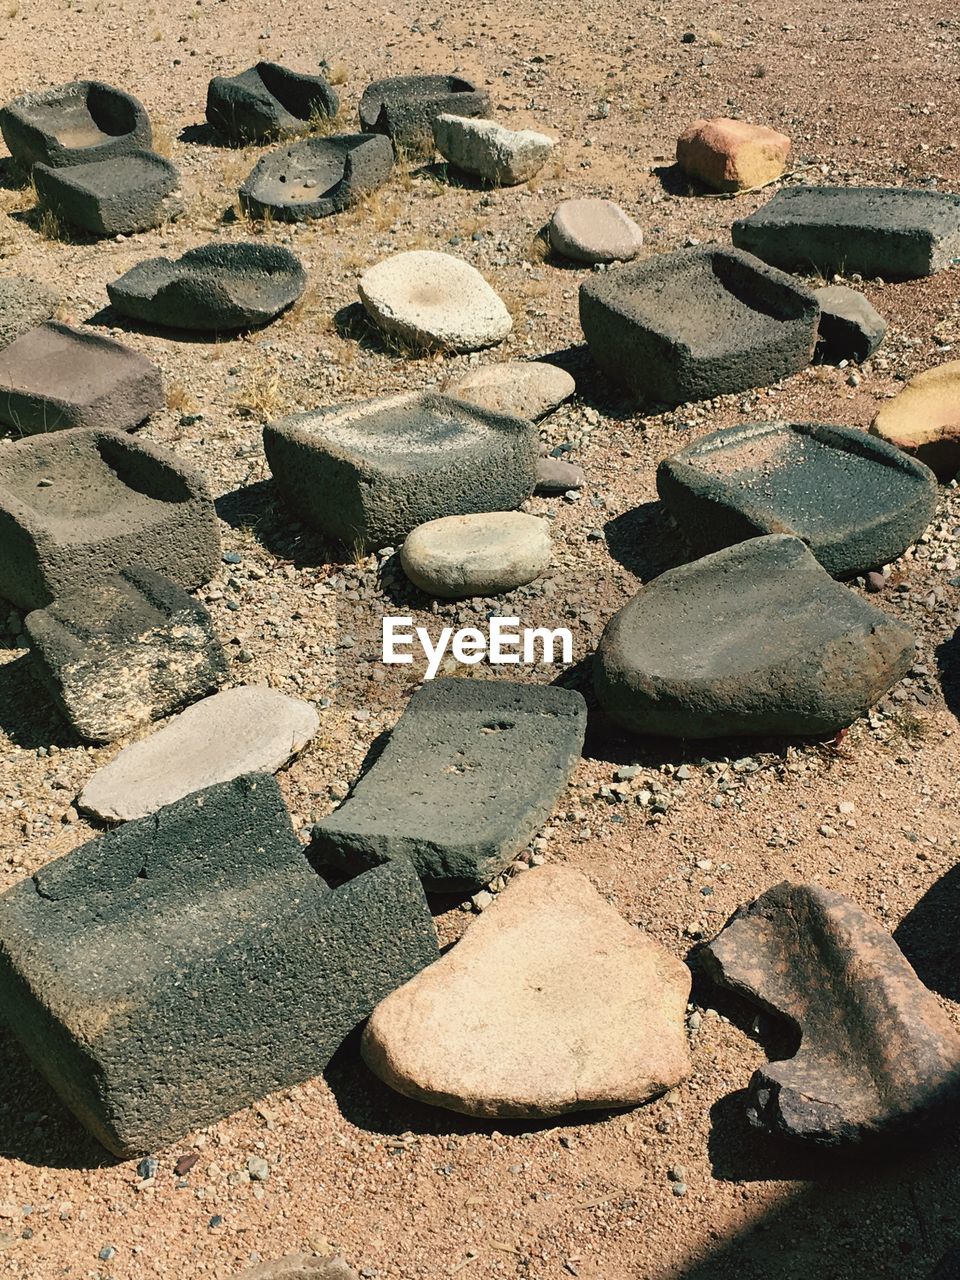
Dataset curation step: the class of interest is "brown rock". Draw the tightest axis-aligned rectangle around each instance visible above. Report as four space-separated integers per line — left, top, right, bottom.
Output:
234 1254 358 1280
870 360 960 482
535 456 585 494
676 117 791 192
361 865 692 1118
702 881 960 1145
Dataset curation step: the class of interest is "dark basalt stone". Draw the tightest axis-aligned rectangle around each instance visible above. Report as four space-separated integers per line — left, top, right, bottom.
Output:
206 61 339 145
732 185 960 280
238 133 393 222
656 420 938 578
0 277 58 350
0 773 439 1155
358 74 491 160
701 881 960 1145
309 678 588 892
578 247 819 407
107 242 306 331
814 284 887 364
0 79 151 170
33 149 183 236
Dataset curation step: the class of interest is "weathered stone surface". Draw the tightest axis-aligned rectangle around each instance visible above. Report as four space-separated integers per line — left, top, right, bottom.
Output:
656 420 938 577
107 243 306 331
870 360 960 482
930 1248 960 1280
0 322 163 435
359 250 512 353
234 1256 359 1280
400 512 551 597
579 247 818 406
535 456 585 495
24 566 227 743
362 865 692 1118
432 114 553 185
594 535 915 739
206 61 339 145
78 685 319 822
701 881 960 1144
0 773 438 1155
443 360 574 420
733 186 960 280
814 285 887 363
33 150 184 236
359 74 491 160
0 427 220 611
676 117 791 192
548 197 644 264
0 80 151 170
238 134 393 222
310 679 587 892
264 392 537 550
0 277 58 350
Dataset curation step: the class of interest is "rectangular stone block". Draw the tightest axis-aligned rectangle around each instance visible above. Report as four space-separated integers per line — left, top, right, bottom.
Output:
0 773 438 1156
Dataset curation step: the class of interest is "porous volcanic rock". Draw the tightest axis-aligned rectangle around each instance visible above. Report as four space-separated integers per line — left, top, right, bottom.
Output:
33 150 184 236
0 277 58 349
432 113 554 185
814 285 887 364
442 360 574 419
0 79 151 169
870 360 960 482
206 61 339 145
238 134 393 222
358 74 491 159
676 117 791 192
400 511 551 597
548 197 644 264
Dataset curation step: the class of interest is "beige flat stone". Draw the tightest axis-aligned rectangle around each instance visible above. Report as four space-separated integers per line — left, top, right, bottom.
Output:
443 360 574 420
870 359 960 481
400 511 551 597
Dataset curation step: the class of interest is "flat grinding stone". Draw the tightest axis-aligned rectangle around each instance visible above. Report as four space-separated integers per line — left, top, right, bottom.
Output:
702 881 960 1144
0 79 151 170
400 511 552 598
0 321 163 434
107 243 307 331
33 150 184 236
814 284 887 364
239 133 394 222
78 685 320 822
442 360 574 420
594 535 915 740
579 246 819 406
310 678 588 892
362 865 692 1118
24 566 228 743
359 74 491 160
733 185 960 279
0 277 58 349
548 197 644 264
0 773 438 1155
0 426 221 611
870 359 960 482
432 114 554 186
657 420 938 577
264 391 537 550
206 61 339 145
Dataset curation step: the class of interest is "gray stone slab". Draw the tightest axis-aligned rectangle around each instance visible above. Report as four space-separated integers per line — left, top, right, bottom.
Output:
0 322 163 435
264 391 538 550
579 247 819 406
0 773 439 1155
732 186 960 280
656 420 938 578
0 277 58 350
814 285 887 363
33 150 184 236
594 535 915 739
238 133 393 222
0 426 221 611
0 79 151 170
206 61 339 145
358 74 491 160
107 243 306 331
309 678 587 892
24 566 227 743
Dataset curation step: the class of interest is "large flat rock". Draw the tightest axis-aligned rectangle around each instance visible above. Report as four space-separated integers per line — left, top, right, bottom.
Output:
657 420 938 577
78 685 320 821
310 678 587 892
732 186 960 279
870 359 960 482
264 391 537 550
594 535 915 739
0 773 438 1155
206 61 339 145
0 321 163 434
701 881 960 1144
0 427 220 611
362 865 692 1118
358 74 491 160
34 150 184 236
400 511 551 598
0 79 151 170
579 247 818 406
239 134 393 222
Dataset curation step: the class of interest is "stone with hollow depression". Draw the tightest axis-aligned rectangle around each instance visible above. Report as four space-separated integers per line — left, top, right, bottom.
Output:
400 511 551 598
33 150 184 236
432 114 554 186
239 134 393 222
0 79 151 170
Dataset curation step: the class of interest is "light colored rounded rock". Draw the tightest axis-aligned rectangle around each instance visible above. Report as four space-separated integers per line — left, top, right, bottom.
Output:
443 360 574 419
870 359 960 482
535 455 585 494
432 113 554 186
359 250 512 353
548 198 644 264
676 117 791 192
361 864 693 1118
400 511 551 597
78 685 319 822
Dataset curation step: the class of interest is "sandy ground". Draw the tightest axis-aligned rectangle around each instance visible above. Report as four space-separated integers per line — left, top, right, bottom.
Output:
1 0 960 1276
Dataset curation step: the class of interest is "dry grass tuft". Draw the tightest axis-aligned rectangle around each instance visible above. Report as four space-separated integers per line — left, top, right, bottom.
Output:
165 383 198 415
235 364 285 420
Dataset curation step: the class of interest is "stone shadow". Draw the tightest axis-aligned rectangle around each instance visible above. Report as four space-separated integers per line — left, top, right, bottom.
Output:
84 304 230 344
895 863 960 1004
935 626 960 721
603 500 689 582
0 652 74 751
215 479 346 569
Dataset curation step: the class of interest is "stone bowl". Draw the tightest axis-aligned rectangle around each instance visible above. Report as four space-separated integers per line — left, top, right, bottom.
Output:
33 149 183 236
0 80 151 170
238 133 393 222
205 61 339 145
